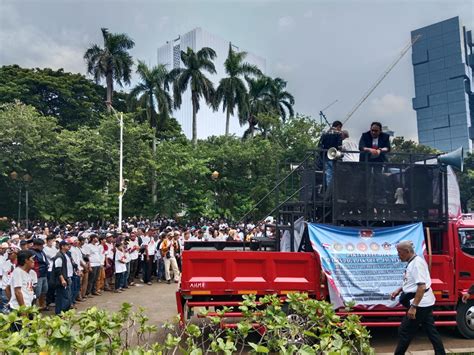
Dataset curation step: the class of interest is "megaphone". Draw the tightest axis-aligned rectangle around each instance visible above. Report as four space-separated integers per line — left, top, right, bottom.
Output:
437 146 464 172
327 147 344 161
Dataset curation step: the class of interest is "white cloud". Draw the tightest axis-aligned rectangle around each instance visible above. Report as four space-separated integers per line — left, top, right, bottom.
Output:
368 94 411 118
0 4 86 74
278 16 295 30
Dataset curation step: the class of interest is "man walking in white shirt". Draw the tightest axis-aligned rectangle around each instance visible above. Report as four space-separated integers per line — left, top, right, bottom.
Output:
390 241 445 355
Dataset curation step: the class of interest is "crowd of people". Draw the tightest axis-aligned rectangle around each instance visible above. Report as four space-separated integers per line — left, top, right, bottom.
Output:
0 218 274 315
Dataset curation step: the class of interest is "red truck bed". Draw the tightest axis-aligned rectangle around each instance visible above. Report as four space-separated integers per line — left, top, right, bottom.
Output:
180 250 321 296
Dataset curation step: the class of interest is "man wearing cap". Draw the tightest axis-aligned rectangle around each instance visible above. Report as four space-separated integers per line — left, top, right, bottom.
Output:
69 237 85 303
160 232 180 284
52 240 74 314
43 235 58 306
84 234 102 296
30 238 49 311
8 250 37 311
127 233 140 285
0 242 12 310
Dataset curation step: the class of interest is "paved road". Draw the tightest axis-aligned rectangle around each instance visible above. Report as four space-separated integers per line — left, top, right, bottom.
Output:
76 282 474 354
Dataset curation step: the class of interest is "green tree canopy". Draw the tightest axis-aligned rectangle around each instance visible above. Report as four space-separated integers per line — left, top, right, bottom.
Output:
0 65 117 129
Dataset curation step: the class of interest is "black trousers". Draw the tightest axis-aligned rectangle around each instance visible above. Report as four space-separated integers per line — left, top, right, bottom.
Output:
128 259 139 283
395 306 446 355
142 257 153 283
86 266 100 295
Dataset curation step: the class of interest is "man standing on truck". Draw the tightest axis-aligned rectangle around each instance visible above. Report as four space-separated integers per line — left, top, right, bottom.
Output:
390 241 446 355
358 121 390 163
318 120 343 189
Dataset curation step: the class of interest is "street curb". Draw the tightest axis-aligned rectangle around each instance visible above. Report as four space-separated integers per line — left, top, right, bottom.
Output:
377 348 474 355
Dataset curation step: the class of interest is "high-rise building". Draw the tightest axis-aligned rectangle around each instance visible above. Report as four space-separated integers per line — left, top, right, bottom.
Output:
157 28 266 139
411 16 473 154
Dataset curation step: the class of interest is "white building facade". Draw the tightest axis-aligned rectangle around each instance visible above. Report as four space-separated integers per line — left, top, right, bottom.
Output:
157 27 266 139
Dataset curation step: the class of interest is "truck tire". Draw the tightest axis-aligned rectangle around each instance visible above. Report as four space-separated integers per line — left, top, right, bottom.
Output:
456 300 474 339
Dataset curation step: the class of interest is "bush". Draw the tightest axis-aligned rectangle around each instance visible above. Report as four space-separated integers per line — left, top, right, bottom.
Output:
0 294 374 354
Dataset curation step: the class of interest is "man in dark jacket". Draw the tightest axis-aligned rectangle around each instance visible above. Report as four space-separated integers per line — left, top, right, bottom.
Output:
358 122 391 163
318 120 343 188
52 240 74 314
30 238 49 310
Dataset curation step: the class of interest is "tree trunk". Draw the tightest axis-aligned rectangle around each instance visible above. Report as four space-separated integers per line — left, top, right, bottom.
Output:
152 136 157 205
225 109 230 136
249 115 255 138
192 94 197 147
106 72 113 112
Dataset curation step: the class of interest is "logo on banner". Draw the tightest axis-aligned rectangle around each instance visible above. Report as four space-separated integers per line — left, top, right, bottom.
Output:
357 242 368 252
333 243 343 251
370 242 380 251
382 242 391 250
359 229 374 238
345 243 355 251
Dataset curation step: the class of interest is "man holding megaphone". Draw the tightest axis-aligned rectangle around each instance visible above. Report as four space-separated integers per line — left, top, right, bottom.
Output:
318 120 343 188
358 122 391 162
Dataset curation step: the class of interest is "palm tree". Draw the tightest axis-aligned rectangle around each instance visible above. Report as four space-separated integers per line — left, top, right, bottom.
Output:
242 75 272 138
129 61 173 205
129 60 173 131
170 47 216 146
84 28 135 111
215 44 262 136
266 77 295 122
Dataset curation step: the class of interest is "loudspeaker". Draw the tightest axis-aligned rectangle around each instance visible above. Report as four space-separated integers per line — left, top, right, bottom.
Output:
438 147 464 172
327 147 344 160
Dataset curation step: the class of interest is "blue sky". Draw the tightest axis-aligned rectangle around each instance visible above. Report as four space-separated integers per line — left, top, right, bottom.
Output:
0 0 472 140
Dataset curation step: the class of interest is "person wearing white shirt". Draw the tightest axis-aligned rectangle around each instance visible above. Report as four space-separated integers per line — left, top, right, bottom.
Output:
341 130 359 162
390 241 445 355
114 243 127 292
69 238 84 303
141 234 155 285
84 235 101 296
1 249 17 307
8 250 37 311
43 236 58 273
127 234 140 285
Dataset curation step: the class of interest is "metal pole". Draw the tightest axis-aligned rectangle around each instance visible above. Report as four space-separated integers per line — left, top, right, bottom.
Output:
118 112 124 232
25 188 29 229
18 186 21 224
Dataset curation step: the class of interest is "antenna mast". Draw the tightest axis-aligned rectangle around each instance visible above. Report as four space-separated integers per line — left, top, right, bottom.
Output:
342 34 422 125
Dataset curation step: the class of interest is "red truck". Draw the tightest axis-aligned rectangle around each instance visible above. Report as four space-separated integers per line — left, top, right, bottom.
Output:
176 151 474 339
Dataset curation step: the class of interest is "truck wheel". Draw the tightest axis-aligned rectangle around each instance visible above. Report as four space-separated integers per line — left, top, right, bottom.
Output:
456 300 474 339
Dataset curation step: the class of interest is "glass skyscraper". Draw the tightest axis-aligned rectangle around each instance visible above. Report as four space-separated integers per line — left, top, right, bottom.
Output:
411 16 473 154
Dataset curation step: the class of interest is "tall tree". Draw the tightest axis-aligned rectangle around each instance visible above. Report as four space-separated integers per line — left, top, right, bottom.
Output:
266 77 295 122
129 60 173 205
170 47 216 146
129 61 173 130
0 65 112 129
242 75 272 138
215 44 262 136
84 28 135 110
